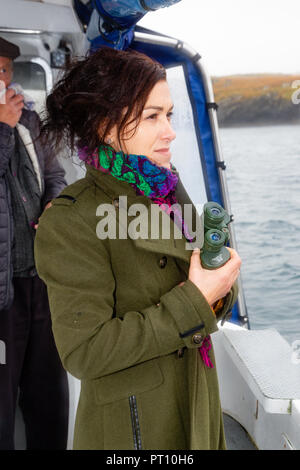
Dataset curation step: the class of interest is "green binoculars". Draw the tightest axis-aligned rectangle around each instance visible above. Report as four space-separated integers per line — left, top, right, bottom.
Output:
200 201 232 270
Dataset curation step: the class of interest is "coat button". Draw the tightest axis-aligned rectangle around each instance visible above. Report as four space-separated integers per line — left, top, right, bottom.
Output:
112 198 119 208
159 256 167 268
192 333 203 345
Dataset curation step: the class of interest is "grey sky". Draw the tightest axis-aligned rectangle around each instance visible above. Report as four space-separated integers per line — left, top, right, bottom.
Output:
139 0 300 77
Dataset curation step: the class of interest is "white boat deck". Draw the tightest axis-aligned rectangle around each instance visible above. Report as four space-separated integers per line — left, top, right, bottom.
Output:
213 323 300 450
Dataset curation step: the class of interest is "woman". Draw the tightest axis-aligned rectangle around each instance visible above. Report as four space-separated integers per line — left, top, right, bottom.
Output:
34 47 241 450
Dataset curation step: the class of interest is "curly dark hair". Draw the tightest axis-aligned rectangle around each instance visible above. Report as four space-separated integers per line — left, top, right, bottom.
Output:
40 47 166 156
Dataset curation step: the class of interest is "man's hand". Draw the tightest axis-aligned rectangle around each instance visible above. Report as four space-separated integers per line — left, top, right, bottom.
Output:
0 89 24 127
34 202 52 230
43 201 53 211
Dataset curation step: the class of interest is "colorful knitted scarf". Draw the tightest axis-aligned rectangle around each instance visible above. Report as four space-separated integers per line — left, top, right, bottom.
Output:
79 144 213 368
79 144 194 241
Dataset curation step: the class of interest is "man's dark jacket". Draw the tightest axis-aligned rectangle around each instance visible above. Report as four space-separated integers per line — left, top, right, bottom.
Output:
0 109 66 311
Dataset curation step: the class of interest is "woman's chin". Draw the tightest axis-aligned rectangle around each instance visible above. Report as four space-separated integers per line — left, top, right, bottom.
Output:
150 153 172 169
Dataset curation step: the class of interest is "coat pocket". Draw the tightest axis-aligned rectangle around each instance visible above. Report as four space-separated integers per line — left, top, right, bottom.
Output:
93 359 164 405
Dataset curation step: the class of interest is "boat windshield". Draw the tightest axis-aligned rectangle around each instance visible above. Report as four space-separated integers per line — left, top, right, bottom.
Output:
167 65 207 208
13 60 47 115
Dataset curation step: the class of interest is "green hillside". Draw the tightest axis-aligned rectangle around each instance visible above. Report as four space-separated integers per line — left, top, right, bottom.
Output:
211 74 300 127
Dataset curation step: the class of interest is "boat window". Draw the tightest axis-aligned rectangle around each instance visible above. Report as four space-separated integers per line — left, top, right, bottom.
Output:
166 65 207 208
12 61 47 115
12 58 83 183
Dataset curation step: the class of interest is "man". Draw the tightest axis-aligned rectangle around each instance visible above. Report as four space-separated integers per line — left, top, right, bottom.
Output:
0 36 69 450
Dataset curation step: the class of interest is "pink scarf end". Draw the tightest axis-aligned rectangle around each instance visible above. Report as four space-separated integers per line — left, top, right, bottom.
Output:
198 335 214 368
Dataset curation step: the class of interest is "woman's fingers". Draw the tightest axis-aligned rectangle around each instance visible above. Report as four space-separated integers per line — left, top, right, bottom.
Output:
189 247 201 272
190 247 201 261
224 247 242 274
223 248 241 288
226 247 242 265
190 246 241 273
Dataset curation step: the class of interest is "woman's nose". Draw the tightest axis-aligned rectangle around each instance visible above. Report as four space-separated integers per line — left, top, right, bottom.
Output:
161 117 176 142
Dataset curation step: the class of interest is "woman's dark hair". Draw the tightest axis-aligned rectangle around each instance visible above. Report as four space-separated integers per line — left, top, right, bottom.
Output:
40 47 166 155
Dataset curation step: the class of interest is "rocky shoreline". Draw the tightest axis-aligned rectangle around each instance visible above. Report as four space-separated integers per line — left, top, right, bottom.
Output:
212 74 300 127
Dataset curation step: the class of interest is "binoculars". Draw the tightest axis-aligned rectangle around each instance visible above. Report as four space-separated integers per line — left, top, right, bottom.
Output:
200 201 232 270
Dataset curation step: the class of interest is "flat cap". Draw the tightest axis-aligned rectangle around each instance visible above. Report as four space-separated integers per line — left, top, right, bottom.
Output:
0 37 20 60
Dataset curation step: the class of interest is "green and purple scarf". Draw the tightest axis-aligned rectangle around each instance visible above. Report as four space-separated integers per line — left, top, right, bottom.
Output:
79 144 193 241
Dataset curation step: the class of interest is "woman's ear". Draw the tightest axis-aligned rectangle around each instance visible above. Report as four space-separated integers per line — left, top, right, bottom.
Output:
105 125 121 151
98 119 115 142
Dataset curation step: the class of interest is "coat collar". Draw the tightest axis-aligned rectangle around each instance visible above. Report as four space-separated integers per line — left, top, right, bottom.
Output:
86 164 204 270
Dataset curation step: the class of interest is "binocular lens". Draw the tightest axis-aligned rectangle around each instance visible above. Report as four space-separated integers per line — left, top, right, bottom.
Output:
210 207 221 216
210 232 221 241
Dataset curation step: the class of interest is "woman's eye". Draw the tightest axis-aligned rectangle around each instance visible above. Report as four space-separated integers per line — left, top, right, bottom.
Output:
167 112 173 120
147 113 158 120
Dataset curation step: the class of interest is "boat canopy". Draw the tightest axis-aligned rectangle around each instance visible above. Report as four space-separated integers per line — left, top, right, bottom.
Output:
75 0 181 51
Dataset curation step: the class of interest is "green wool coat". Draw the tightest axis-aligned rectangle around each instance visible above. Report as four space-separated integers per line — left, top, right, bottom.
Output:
34 163 238 450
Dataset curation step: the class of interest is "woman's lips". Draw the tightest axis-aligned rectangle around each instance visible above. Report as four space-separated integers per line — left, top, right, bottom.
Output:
154 148 171 157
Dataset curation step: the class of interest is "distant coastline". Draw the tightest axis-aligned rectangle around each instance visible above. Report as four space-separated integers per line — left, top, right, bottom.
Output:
212 74 300 128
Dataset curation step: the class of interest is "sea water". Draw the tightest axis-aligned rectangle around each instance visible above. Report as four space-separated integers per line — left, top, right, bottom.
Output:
220 124 300 345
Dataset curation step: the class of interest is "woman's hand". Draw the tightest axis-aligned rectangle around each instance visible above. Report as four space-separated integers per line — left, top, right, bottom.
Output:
188 247 241 306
